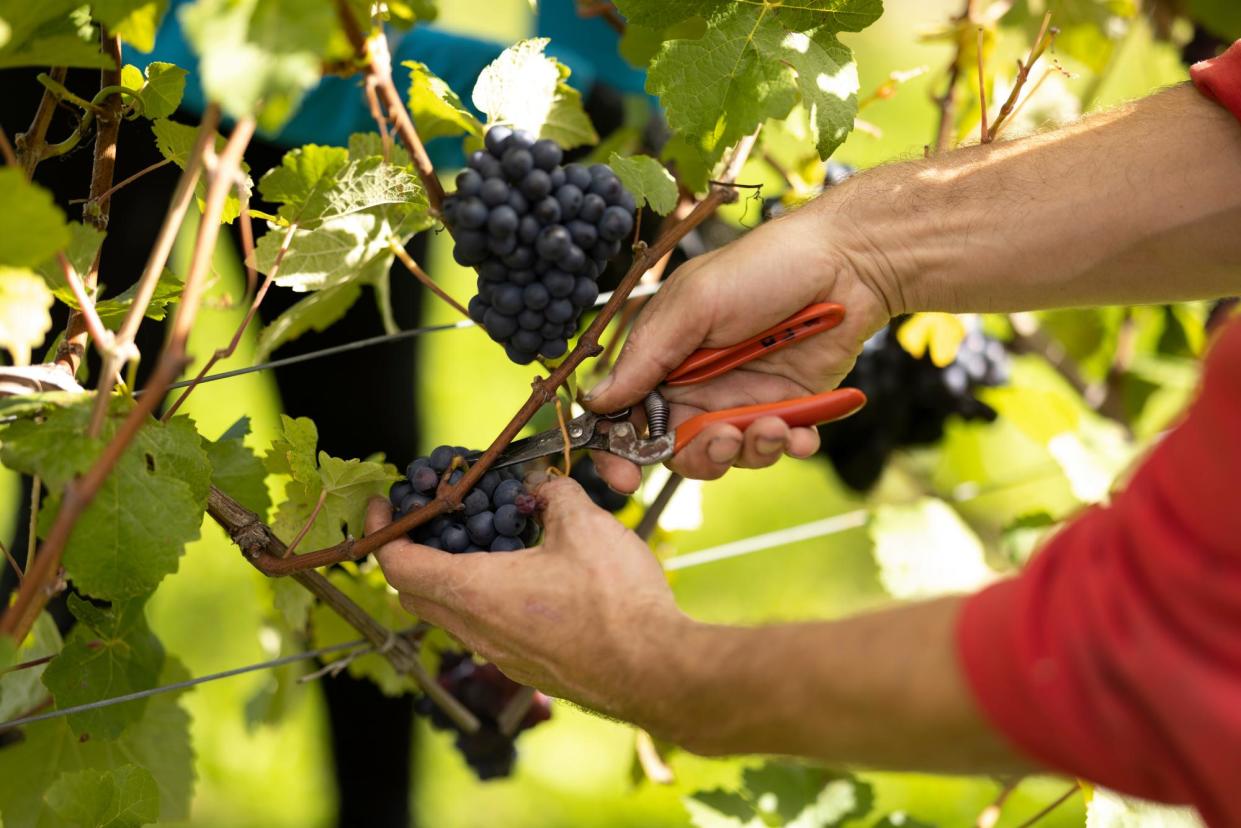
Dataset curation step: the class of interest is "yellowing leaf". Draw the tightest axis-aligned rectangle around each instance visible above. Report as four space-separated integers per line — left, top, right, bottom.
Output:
896 313 967 367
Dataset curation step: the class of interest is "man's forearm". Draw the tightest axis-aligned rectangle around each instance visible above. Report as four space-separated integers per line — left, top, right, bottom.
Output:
821 84 1241 316
640 597 1034 774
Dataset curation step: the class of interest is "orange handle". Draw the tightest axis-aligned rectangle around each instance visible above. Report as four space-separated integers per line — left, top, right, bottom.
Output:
665 303 846 387
672 388 867 454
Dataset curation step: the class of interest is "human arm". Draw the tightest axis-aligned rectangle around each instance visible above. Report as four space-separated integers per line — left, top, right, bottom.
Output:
367 480 1029 773
586 82 1241 489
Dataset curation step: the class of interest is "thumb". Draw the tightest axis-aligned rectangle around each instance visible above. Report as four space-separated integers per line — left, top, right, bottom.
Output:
583 276 711 412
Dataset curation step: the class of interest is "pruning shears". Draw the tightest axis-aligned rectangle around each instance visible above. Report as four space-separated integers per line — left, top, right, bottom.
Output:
487 302 867 470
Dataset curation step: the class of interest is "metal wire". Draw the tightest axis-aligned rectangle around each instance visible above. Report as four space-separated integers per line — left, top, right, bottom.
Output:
0 636 372 732
134 282 664 396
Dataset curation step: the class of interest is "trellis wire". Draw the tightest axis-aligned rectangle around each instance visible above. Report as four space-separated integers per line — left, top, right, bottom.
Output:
139 282 665 395
0 635 371 732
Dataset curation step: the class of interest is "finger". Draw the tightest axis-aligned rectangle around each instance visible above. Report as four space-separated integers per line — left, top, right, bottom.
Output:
786 426 820 459
582 266 716 412
668 422 743 480
398 593 458 630
734 416 791 469
364 497 420 555
589 449 642 494
533 475 610 545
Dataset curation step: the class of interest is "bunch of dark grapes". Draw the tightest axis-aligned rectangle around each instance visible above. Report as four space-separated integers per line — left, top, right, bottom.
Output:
416 650 552 779
389 445 539 552
441 126 637 365
569 454 630 513
820 320 1009 491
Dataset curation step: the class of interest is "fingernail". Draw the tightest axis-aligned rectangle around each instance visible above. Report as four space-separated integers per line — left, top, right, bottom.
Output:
756 437 785 456
582 375 613 402
707 437 741 464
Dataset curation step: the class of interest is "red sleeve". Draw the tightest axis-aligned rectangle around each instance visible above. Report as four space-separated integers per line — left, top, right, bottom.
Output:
957 319 1241 826
1191 40 1241 121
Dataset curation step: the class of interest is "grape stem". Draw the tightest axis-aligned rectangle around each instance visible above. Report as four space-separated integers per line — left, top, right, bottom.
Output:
390 240 470 318
243 132 758 575
497 685 537 736
16 66 68 177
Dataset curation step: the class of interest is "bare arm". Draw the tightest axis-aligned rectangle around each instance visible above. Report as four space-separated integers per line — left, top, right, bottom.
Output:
368 480 1032 774
828 83 1241 317
586 83 1241 488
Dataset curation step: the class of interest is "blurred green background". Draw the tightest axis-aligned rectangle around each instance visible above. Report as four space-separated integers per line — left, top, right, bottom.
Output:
7 0 1194 825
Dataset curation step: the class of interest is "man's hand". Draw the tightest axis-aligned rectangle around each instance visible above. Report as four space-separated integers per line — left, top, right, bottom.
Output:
584 204 897 492
368 476 692 731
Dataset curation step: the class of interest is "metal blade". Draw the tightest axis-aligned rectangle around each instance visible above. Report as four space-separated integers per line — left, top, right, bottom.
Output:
474 413 604 470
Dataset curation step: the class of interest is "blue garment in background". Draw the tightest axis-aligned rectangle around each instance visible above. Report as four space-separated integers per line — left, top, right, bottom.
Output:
133 0 648 165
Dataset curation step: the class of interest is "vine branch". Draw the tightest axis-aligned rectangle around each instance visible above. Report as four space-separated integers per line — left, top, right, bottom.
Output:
247 136 755 575
17 66 67 178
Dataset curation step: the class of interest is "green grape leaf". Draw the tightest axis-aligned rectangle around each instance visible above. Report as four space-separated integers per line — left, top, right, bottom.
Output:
869 498 998 600
252 211 395 291
254 281 363 361
0 611 62 721
42 595 165 740
179 0 336 131
257 143 350 221
122 60 187 119
608 153 678 215
205 416 271 516
1086 788 1204 827
13 403 212 600
150 117 253 223
611 0 725 29
34 222 105 300
646 5 798 168
92 0 170 53
266 415 397 552
751 27 858 160
0 168 70 267
45 764 160 828
0 659 195 826
402 60 484 142
473 38 599 149
0 267 55 365
310 569 417 695
685 762 874 828
296 158 425 227
93 270 184 325
0 2 115 69
348 131 412 167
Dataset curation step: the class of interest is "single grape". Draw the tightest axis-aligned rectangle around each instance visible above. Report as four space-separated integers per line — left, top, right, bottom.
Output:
494 504 527 537
523 282 550 309
478 259 507 283
455 168 483 197
429 445 456 472
477 471 502 496
521 169 553 200
518 309 544 330
400 492 431 513
492 283 524 315
453 231 489 266
564 163 592 190
504 344 537 364
512 328 542 354
590 175 624 203
558 244 586 274
493 478 523 507
456 197 488 230
467 295 488 324
531 139 563 170
467 511 497 546
541 338 567 359
483 308 518 340
598 206 634 242
579 193 606 223
507 130 536 152
555 184 583 219
506 189 528 215
570 277 599 308
411 465 440 493
536 226 572 261
545 298 575 324
463 489 490 516
501 147 534 181
518 215 541 244
484 126 513 155
490 536 524 552
468 150 502 179
549 167 566 189
487 205 519 237
480 178 509 207
567 219 597 249
533 197 561 225
486 234 517 256
540 321 563 339
441 524 470 553
389 480 413 508
542 269 574 298
501 246 536 270
508 269 536 287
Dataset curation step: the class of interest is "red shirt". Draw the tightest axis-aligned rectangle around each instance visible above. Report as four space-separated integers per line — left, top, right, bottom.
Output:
957 42 1241 826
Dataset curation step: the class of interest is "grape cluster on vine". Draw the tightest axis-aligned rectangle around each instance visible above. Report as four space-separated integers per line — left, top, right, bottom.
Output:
820 320 1010 491
442 126 637 365
416 651 552 780
389 445 540 552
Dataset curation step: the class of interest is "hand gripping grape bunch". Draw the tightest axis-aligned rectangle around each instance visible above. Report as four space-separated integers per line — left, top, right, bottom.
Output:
416 651 552 780
389 445 540 552
442 126 637 364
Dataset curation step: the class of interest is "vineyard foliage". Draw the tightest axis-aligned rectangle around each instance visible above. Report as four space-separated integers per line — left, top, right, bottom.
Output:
0 0 1236 825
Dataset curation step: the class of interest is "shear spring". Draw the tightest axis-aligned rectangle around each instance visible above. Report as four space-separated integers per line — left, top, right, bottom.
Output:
644 391 670 439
